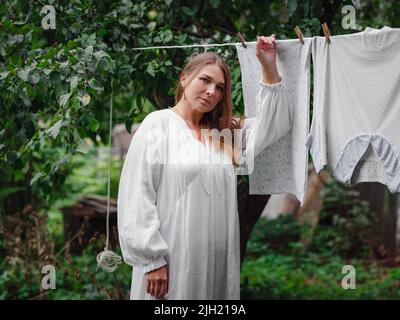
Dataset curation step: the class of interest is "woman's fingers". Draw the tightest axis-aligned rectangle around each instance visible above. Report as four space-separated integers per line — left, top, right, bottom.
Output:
147 278 154 295
147 278 168 299
149 279 159 298
153 280 167 299
154 279 161 298
257 35 276 52
156 281 167 299
162 281 168 296
146 266 168 299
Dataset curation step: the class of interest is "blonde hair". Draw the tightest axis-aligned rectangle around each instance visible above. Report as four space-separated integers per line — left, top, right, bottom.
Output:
175 52 243 165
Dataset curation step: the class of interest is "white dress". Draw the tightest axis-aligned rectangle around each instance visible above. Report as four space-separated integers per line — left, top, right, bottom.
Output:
117 79 292 300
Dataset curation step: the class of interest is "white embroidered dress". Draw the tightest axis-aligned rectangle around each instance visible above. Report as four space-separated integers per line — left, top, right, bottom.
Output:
117 80 292 300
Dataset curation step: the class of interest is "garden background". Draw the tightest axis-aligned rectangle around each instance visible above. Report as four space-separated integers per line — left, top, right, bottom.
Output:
1 0 400 299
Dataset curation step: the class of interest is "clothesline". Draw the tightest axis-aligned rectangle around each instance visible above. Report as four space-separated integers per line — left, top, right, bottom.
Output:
131 24 333 51
131 42 242 51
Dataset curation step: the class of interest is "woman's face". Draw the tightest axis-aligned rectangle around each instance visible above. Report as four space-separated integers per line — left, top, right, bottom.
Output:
180 64 225 114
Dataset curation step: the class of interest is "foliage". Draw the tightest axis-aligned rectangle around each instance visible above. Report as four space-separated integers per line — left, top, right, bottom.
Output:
309 179 379 259
61 147 123 200
0 145 128 299
1 0 400 300
0 242 132 300
241 215 400 299
2 0 400 216
245 214 310 257
241 251 400 299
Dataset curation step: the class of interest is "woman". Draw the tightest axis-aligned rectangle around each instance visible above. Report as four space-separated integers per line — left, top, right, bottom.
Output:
117 35 293 300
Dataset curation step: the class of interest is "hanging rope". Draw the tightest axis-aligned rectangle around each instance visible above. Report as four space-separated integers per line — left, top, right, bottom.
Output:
131 42 241 51
97 78 122 273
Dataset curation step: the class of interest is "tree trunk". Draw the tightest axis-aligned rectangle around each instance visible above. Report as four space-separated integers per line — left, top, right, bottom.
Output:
237 176 270 267
355 183 398 257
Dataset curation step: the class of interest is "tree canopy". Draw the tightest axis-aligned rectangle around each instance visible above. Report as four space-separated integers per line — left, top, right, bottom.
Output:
1 0 399 214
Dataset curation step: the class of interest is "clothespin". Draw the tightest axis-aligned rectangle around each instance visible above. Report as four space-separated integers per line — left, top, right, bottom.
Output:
236 32 247 48
321 22 332 44
294 26 304 44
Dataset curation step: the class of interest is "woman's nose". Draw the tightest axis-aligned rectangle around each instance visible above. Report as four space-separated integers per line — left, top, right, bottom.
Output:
206 85 216 96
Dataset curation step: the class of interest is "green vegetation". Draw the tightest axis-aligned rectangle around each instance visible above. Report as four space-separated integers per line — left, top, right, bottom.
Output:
1 0 400 299
241 180 400 299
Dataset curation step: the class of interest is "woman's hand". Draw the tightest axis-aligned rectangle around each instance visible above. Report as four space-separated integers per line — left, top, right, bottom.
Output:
256 35 281 84
146 265 168 299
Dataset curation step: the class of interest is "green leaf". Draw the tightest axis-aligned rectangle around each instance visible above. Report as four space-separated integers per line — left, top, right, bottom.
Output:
210 0 220 8
7 151 18 163
76 138 90 154
164 0 173 6
88 78 104 92
136 96 143 109
304 1 310 17
146 63 156 77
70 76 78 91
89 118 99 132
23 120 35 138
17 68 30 81
130 23 142 29
43 68 53 76
29 71 41 84
0 71 10 80
125 118 133 134
94 50 112 70
78 94 91 106
50 71 60 85
161 30 173 43
93 50 111 61
30 172 45 186
288 0 297 17
147 21 157 31
84 45 94 61
60 61 69 69
181 7 195 16
97 28 107 37
310 18 321 30
59 92 71 107
8 34 24 45
0 186 24 202
47 120 63 138
20 88 31 107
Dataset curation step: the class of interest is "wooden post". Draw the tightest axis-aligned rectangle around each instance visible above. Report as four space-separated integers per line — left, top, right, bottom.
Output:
355 183 398 257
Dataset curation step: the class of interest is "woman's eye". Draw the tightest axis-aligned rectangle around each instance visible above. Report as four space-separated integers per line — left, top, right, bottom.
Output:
200 78 209 83
218 86 224 92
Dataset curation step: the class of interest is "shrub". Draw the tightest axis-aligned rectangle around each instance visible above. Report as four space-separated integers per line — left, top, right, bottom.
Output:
308 179 379 259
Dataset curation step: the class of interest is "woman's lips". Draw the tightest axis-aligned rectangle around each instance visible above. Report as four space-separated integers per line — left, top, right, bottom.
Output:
199 97 211 104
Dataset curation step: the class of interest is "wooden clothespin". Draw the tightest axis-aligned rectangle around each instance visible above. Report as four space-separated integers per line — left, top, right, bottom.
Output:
236 32 247 48
321 22 332 44
294 26 304 44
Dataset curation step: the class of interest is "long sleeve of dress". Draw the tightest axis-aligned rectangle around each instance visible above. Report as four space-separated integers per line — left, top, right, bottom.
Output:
238 79 293 168
117 113 168 274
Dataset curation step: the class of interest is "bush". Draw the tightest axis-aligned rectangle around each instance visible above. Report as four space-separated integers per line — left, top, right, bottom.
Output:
308 179 379 259
0 244 132 300
245 215 309 258
241 210 400 300
0 146 131 299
